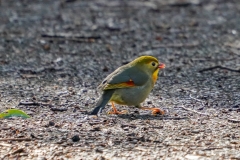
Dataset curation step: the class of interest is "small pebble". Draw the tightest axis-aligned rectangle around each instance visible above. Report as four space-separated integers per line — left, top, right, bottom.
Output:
49 121 55 126
71 135 80 142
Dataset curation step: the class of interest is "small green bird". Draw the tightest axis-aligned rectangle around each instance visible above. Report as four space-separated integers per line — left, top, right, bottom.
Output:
90 56 165 115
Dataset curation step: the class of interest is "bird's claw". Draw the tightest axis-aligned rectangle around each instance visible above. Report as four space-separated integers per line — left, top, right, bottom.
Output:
140 106 164 115
152 108 165 115
107 110 128 115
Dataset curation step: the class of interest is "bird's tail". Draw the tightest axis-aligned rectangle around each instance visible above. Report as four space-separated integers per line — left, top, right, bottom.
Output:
90 90 114 115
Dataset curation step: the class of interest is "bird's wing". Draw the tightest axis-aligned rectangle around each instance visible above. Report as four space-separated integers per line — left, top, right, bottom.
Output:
98 65 149 90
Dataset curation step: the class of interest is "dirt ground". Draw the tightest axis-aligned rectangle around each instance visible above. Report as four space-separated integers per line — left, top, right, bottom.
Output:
0 0 239 159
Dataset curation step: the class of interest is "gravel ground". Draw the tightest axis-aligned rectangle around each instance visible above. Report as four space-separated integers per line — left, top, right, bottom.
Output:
0 0 239 159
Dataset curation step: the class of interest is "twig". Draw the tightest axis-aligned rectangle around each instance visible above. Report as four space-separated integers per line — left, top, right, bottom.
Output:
163 143 202 147
65 0 77 3
152 41 199 48
19 101 41 106
18 101 54 107
202 146 232 151
12 148 25 154
0 138 31 141
19 66 63 74
134 147 148 152
43 37 96 42
228 118 240 123
179 106 210 116
191 57 236 61
20 74 40 78
41 33 101 42
50 107 68 112
189 94 204 103
161 116 189 120
199 65 240 73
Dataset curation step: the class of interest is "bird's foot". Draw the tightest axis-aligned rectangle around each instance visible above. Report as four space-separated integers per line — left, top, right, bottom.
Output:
140 107 164 115
151 108 164 115
108 102 128 114
107 110 128 115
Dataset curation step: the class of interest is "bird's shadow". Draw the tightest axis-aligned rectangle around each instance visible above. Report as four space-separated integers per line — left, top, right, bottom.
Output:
111 114 188 120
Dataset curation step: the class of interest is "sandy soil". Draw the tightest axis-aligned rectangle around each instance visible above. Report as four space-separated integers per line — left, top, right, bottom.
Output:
0 0 239 159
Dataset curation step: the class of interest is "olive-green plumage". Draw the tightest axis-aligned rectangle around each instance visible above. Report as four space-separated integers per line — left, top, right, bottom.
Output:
90 56 165 115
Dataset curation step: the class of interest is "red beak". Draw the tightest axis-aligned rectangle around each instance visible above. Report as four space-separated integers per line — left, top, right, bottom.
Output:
158 63 165 69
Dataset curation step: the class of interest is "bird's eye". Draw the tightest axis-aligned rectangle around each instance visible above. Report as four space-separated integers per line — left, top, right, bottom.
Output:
151 62 156 67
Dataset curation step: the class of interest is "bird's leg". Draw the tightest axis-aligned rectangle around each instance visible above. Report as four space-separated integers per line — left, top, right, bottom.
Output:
108 102 127 114
139 107 164 115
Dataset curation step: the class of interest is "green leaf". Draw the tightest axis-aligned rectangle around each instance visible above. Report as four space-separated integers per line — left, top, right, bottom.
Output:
0 109 30 119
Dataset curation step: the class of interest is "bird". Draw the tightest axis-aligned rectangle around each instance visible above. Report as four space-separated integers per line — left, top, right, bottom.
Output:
90 55 165 116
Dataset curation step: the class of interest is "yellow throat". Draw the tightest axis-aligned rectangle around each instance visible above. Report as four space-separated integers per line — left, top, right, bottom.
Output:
152 68 159 84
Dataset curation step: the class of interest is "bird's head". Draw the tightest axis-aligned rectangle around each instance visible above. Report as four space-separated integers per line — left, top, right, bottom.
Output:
131 56 165 73
130 56 165 83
